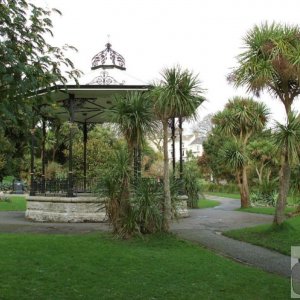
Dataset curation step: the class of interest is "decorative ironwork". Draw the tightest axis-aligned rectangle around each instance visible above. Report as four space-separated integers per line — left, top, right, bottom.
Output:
89 71 121 85
91 42 126 70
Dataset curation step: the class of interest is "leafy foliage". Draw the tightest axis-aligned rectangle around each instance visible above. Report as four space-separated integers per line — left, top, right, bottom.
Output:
183 156 204 208
0 0 81 126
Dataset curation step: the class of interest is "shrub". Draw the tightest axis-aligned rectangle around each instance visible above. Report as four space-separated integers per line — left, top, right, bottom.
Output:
203 182 239 194
131 179 163 234
182 157 204 208
250 191 278 207
250 180 278 207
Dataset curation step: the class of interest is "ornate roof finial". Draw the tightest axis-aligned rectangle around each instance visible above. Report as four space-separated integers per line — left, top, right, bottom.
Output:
91 40 126 71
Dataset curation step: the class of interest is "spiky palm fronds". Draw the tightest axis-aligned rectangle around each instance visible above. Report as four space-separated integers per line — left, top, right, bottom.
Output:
273 112 300 165
153 66 205 120
221 140 247 171
105 91 158 150
230 22 300 104
213 97 270 140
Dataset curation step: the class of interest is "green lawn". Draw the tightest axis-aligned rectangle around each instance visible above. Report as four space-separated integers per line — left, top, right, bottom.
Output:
206 192 240 199
236 206 296 215
198 198 220 209
224 216 300 255
0 233 288 299
0 196 26 211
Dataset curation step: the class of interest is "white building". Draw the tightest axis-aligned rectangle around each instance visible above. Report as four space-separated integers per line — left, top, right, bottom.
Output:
168 133 205 161
147 130 205 160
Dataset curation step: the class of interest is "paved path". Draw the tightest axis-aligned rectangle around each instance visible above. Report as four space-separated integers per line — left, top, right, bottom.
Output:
0 195 291 277
171 195 291 277
0 211 110 234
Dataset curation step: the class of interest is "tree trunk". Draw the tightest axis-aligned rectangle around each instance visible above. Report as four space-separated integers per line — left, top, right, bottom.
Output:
236 171 243 202
52 147 56 162
162 120 172 231
240 166 250 208
274 152 290 225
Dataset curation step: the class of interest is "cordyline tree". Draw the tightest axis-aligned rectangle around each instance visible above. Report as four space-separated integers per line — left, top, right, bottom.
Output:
151 66 205 231
103 91 157 237
213 97 269 208
229 22 300 224
0 0 81 126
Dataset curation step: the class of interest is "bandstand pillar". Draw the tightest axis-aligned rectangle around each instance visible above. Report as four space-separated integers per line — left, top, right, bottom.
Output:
179 117 183 180
67 94 75 197
41 119 46 194
83 122 88 192
29 121 36 196
171 117 176 174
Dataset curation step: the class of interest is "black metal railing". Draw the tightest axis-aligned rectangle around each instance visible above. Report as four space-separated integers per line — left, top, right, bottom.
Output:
31 177 99 196
30 177 186 197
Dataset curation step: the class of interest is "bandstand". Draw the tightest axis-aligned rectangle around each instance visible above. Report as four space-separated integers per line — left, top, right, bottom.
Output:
25 42 187 222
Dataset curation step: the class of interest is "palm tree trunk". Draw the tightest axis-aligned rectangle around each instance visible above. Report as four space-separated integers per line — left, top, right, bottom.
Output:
274 152 290 225
241 166 250 208
122 145 133 212
162 120 172 231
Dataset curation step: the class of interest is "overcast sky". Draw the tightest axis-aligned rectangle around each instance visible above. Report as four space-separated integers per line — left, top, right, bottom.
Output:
35 0 300 126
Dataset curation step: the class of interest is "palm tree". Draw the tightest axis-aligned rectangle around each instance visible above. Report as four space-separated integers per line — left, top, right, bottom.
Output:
213 97 269 208
230 22 300 223
151 66 205 231
272 113 300 224
104 91 157 235
108 91 157 166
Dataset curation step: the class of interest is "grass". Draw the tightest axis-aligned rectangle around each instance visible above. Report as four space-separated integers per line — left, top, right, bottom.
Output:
236 206 296 215
0 233 288 299
224 215 300 256
0 196 26 211
198 198 220 209
206 192 240 199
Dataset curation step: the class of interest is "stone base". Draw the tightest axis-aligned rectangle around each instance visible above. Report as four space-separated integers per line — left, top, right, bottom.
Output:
26 196 106 223
176 195 189 218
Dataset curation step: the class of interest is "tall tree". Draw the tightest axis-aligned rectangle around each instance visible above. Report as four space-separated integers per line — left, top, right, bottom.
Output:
0 0 81 125
230 22 300 223
213 97 269 208
151 66 205 230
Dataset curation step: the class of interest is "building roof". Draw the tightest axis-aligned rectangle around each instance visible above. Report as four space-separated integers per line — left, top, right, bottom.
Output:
189 136 206 145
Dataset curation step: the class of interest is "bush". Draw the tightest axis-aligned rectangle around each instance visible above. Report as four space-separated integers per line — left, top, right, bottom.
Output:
97 146 133 238
131 179 163 234
0 193 10 202
250 180 278 207
250 191 278 207
0 182 13 192
202 182 239 194
182 157 204 208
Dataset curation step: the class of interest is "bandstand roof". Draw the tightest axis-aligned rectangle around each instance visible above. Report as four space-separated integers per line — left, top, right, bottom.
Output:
37 84 150 124
36 41 151 124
